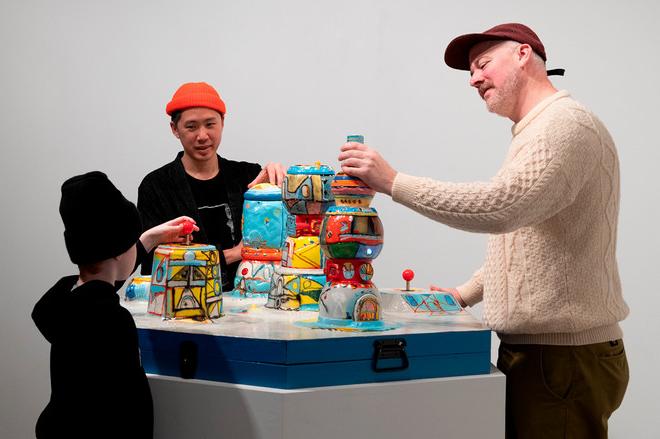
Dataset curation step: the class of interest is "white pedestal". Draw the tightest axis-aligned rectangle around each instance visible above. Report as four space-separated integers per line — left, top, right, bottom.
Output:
149 366 505 439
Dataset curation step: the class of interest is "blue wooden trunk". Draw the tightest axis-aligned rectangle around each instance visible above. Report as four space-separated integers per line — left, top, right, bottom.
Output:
133 304 491 389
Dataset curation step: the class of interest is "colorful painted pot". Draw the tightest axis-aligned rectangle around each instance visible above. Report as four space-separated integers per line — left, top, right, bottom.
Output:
233 259 280 296
316 161 386 327
241 183 287 251
320 206 383 260
232 183 287 298
281 235 324 269
318 284 382 322
267 267 326 311
266 163 335 311
331 172 376 208
281 163 335 215
148 243 222 320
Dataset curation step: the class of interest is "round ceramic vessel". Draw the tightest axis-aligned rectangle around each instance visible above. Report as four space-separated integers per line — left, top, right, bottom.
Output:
318 283 382 322
320 206 384 260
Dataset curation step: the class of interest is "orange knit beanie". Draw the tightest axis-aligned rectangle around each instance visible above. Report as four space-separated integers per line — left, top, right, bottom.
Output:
165 82 227 116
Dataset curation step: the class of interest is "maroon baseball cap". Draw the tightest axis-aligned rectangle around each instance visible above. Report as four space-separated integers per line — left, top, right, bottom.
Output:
444 23 563 75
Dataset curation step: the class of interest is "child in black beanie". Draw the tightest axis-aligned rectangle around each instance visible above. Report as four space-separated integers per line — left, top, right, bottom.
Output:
32 171 198 439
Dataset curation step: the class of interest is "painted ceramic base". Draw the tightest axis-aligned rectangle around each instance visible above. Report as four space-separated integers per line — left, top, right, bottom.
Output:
318 283 382 322
380 288 463 314
231 260 279 298
265 267 326 311
227 289 269 299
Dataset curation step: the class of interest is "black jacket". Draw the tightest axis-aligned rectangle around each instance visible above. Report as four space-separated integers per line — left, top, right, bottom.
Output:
137 152 261 289
32 256 153 438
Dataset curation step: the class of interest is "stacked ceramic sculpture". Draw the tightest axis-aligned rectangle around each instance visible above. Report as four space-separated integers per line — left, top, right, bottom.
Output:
317 136 385 328
147 243 222 320
232 183 287 297
266 163 335 310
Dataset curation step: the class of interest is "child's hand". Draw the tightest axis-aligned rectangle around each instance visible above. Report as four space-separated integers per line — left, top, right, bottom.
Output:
140 216 199 252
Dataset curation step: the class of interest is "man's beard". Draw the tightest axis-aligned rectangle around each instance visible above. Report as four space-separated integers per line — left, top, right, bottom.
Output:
485 70 521 117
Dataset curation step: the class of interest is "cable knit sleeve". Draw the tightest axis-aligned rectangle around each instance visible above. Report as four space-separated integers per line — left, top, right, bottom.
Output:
391 106 601 234
456 267 484 307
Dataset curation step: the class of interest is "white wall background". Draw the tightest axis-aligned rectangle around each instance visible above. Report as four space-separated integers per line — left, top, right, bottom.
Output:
1 1 658 437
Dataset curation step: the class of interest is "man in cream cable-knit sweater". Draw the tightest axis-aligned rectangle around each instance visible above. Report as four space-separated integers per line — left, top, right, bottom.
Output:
339 23 629 438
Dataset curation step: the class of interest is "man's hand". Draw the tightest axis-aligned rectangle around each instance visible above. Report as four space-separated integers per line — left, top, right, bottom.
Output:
248 162 286 188
223 241 243 264
140 216 199 252
338 142 397 195
430 285 467 308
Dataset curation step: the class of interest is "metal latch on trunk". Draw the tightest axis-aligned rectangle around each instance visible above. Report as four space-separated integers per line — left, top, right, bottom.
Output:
372 338 409 372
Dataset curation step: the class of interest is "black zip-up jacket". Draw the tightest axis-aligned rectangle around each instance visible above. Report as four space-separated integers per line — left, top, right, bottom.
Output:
137 152 261 290
32 243 152 438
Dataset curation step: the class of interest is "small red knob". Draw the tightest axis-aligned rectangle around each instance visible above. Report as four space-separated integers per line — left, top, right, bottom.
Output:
402 269 415 282
182 220 194 235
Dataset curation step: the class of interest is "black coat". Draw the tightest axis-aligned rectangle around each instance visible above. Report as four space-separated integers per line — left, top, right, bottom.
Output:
32 246 153 438
137 152 261 289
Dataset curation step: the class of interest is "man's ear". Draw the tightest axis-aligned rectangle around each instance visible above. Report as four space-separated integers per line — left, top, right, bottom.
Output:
170 121 180 139
517 43 533 66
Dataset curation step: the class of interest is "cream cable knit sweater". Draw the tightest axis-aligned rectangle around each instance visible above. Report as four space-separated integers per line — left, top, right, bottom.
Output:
392 90 628 345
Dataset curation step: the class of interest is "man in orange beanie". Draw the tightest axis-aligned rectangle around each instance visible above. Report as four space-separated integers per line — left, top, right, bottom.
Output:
138 82 285 291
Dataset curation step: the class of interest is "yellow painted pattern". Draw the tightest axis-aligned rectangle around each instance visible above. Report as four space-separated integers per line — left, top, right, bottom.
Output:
285 236 322 269
286 175 306 197
311 175 323 201
300 294 318 306
151 244 222 320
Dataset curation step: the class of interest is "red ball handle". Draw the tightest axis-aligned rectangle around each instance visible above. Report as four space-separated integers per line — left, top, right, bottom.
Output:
182 220 194 235
402 269 415 282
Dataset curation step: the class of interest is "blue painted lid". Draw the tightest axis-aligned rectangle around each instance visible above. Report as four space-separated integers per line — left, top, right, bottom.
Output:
347 134 364 143
244 183 282 201
287 163 335 176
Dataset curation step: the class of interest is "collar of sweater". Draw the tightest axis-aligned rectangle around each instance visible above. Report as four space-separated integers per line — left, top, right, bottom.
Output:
511 90 570 137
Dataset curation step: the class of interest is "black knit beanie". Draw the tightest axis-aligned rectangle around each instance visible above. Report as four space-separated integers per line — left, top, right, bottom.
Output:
59 171 142 265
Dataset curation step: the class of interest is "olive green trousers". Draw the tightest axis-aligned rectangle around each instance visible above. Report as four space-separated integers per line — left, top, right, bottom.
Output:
497 340 629 439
